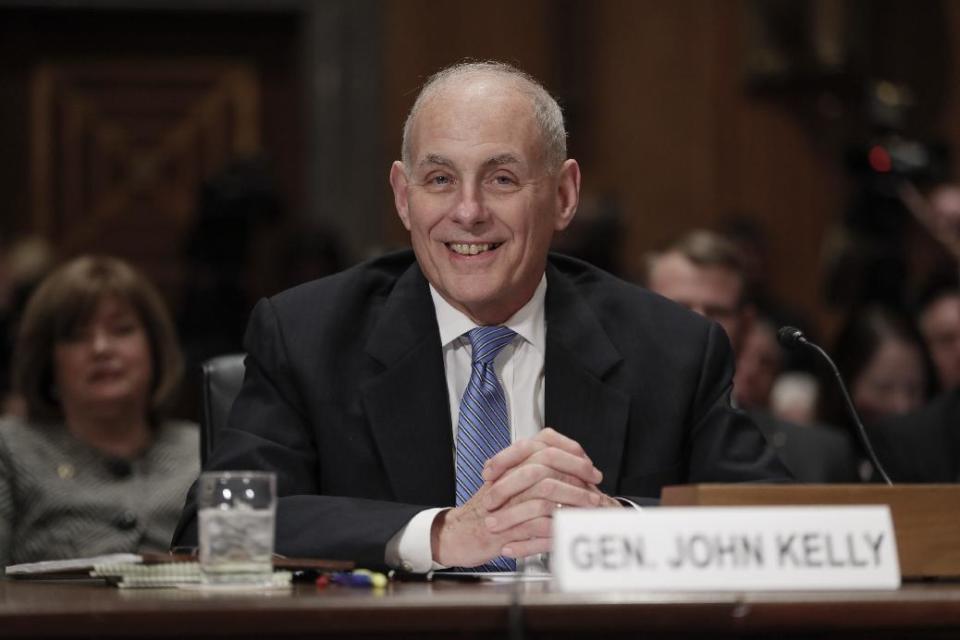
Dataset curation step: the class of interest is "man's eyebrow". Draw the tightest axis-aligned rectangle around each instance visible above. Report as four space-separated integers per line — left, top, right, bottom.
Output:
417 153 523 170
483 153 521 168
419 154 454 168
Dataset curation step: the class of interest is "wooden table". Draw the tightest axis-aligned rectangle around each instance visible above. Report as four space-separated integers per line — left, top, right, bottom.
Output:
3 577 960 639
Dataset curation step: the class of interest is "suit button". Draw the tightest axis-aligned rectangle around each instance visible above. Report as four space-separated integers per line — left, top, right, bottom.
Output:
115 510 138 530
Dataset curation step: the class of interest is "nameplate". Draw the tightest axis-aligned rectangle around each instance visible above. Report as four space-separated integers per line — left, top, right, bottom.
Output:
552 506 900 591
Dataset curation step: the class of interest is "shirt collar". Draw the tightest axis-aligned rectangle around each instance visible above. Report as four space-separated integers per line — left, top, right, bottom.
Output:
429 274 547 354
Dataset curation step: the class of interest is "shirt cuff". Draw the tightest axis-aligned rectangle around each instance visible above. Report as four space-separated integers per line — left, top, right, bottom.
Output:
384 507 449 573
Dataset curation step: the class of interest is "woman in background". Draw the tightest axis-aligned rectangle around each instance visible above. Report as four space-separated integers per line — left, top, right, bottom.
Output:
0 256 198 569
831 306 933 424
821 305 934 479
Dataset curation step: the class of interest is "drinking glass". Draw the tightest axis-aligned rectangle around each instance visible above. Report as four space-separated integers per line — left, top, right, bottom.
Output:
198 471 276 585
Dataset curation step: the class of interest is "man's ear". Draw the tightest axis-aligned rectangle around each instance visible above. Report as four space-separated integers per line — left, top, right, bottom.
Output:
554 159 581 231
390 161 412 231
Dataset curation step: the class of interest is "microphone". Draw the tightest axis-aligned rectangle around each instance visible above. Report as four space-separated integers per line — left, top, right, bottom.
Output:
776 326 893 485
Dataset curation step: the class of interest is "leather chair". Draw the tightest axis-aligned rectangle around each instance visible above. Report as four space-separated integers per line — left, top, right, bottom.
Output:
200 353 247 464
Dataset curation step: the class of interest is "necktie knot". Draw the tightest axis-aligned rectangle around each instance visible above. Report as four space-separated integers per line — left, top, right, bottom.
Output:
467 326 516 365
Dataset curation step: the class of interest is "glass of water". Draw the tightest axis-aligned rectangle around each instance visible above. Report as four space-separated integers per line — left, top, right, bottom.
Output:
198 471 276 586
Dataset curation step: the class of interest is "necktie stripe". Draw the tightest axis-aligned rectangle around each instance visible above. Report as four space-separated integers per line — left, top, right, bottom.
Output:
466 375 509 415
456 435 489 465
457 429 494 467
473 337 513 362
454 325 517 571
460 385 510 432
457 450 486 475
461 400 503 437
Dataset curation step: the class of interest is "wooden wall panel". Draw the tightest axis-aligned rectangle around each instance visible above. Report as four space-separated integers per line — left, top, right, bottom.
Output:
0 8 301 312
588 0 723 262
938 0 960 171
1 2 955 339
584 0 849 330
31 61 260 244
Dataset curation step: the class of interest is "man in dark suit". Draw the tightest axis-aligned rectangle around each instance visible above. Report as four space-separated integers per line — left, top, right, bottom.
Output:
174 62 787 571
870 390 960 482
646 230 861 483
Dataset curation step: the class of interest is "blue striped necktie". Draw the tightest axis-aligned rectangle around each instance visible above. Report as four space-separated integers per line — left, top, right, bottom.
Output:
455 325 517 571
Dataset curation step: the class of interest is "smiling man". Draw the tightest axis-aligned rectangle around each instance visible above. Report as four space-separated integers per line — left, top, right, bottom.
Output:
174 62 787 572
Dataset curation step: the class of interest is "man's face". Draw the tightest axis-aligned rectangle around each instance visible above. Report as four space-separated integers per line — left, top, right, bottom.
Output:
852 338 927 423
390 76 579 325
648 252 749 351
733 322 782 410
929 186 960 245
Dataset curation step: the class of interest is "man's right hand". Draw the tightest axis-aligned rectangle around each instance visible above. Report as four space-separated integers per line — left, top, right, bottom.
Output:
430 428 608 567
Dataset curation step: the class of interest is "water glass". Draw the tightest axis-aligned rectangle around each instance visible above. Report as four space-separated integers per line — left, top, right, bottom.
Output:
198 471 277 586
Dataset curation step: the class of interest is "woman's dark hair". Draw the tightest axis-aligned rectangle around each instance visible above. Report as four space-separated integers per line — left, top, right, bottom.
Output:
819 305 934 428
13 255 183 424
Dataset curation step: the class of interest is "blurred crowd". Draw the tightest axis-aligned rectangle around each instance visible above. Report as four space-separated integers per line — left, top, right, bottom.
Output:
637 181 959 484
555 176 959 484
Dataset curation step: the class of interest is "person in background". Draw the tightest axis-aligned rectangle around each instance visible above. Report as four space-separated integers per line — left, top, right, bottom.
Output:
822 305 935 480
869 385 960 483
647 230 860 482
0 235 55 416
902 181 960 274
0 256 198 569
176 156 283 423
719 216 821 376
915 273 960 392
868 277 960 483
737 316 822 427
645 230 754 353
826 306 933 427
732 316 782 413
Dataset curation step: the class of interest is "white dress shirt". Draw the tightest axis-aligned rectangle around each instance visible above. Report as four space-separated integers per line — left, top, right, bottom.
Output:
384 275 547 572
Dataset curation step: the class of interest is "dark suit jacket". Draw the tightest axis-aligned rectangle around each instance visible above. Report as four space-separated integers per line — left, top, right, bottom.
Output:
749 411 861 483
870 390 960 482
173 251 788 567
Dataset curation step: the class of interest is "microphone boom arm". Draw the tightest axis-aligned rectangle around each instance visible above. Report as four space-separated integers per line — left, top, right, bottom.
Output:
778 326 894 485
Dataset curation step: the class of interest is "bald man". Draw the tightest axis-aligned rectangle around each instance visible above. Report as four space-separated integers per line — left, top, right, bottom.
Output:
175 62 786 572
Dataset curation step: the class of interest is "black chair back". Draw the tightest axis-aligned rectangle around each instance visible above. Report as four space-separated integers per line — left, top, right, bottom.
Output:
200 353 246 465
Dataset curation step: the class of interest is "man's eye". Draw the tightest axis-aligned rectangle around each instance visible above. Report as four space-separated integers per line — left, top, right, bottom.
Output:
492 174 516 186
428 174 452 186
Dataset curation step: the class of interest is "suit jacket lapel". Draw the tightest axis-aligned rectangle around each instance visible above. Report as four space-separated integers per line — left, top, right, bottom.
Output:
544 262 630 495
361 263 454 506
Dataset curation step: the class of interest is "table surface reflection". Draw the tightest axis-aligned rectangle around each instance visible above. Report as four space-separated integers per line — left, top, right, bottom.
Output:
3 576 960 638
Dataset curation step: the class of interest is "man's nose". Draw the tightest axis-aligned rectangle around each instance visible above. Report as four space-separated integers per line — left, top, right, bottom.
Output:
451 183 488 225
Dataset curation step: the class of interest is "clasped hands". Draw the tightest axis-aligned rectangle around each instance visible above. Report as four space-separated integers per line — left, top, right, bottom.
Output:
431 428 620 568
